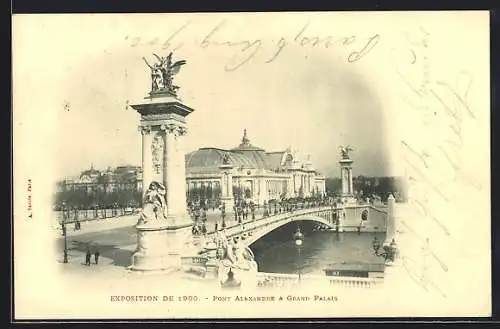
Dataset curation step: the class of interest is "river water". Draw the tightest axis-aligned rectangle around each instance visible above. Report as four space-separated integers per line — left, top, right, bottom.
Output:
250 220 386 275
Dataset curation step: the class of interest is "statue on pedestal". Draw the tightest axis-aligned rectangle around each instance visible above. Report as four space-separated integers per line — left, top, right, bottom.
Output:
138 181 168 224
217 237 258 287
222 152 231 165
143 52 187 96
339 145 354 159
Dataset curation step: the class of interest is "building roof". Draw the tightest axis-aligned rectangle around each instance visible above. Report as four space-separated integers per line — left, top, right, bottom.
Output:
80 164 100 178
185 129 323 176
230 128 265 152
185 129 291 174
185 148 266 173
263 152 286 170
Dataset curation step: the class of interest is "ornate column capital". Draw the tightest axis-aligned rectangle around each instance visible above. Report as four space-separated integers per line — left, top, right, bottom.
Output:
166 123 178 135
139 125 151 135
177 126 188 136
159 123 188 137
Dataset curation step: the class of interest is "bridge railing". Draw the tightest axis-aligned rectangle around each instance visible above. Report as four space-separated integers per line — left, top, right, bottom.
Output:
256 272 383 289
206 206 335 240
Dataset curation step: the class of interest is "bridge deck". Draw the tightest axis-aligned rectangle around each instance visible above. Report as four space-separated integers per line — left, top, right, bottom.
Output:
205 205 387 244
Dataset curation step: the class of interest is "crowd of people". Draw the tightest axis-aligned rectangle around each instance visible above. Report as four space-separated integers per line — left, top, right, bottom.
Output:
85 246 100 266
188 195 347 236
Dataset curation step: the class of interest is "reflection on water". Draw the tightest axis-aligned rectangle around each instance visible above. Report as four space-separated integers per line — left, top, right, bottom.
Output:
251 224 386 275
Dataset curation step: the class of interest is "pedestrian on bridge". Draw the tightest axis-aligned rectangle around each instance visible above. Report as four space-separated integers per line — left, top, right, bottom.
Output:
94 249 100 264
85 248 92 266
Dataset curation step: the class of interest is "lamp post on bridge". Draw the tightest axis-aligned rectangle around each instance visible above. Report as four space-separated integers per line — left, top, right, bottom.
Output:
372 236 397 263
294 226 304 283
62 201 68 263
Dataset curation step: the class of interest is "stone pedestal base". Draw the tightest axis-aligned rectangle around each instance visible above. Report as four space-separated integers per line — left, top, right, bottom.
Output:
165 224 196 268
130 219 194 272
130 222 172 272
204 259 219 279
217 261 259 289
166 213 193 231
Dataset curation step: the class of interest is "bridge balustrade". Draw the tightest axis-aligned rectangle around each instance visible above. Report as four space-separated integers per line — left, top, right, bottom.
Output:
205 204 387 241
206 206 335 240
256 272 383 289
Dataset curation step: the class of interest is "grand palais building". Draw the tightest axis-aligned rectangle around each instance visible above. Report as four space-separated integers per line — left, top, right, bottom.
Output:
185 129 326 205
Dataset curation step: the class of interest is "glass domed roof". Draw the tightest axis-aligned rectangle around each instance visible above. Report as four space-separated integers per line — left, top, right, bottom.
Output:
185 129 291 174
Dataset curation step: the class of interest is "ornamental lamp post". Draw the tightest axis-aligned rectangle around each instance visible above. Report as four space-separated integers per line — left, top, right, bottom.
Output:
372 236 381 255
330 204 335 226
294 226 304 283
62 201 68 263
372 236 396 263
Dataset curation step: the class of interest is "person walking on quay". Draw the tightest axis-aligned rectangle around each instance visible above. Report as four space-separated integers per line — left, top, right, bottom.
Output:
85 247 92 266
94 249 100 265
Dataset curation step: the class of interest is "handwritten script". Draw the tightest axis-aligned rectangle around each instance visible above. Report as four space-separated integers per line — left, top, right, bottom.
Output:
391 25 480 298
125 20 380 71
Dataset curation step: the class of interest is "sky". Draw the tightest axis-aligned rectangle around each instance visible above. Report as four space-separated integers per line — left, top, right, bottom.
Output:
50 46 390 179
14 12 487 181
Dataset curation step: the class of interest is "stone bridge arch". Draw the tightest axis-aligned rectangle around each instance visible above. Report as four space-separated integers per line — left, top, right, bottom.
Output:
243 215 335 247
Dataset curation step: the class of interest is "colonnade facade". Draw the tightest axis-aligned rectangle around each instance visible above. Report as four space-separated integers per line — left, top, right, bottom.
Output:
186 179 222 202
186 170 326 206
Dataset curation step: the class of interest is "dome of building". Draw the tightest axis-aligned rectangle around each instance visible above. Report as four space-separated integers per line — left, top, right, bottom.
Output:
231 128 265 152
185 130 289 173
185 148 266 174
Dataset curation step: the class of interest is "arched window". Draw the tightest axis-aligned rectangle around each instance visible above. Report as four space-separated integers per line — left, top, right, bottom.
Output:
361 209 368 221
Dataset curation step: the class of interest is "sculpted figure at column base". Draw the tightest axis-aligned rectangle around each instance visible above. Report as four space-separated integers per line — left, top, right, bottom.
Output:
137 181 168 226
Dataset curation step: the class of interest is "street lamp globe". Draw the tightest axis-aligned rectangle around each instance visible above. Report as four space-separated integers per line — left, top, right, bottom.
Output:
294 227 304 246
293 226 304 282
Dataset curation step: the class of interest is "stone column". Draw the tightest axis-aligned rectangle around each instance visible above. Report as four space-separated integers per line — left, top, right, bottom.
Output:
130 86 195 273
177 126 189 213
266 180 270 199
349 168 354 195
227 174 233 199
303 175 307 196
220 176 226 198
339 158 354 203
140 125 153 198
215 180 221 200
287 176 294 197
219 163 234 207
384 193 396 245
341 168 348 195
258 178 266 205
163 124 190 227
308 173 312 196
304 174 308 196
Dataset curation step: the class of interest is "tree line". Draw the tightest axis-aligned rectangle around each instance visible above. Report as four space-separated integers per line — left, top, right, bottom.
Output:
53 186 142 210
54 175 407 210
325 176 407 202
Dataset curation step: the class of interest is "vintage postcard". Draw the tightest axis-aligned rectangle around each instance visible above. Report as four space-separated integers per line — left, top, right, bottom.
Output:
12 11 490 320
